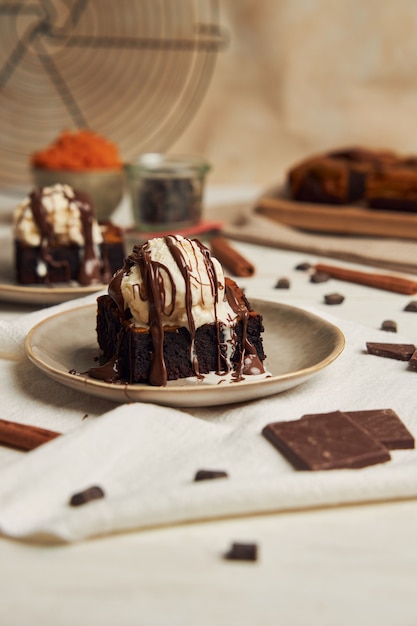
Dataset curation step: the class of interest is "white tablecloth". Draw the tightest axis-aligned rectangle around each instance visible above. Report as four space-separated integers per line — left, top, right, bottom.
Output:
1 187 417 625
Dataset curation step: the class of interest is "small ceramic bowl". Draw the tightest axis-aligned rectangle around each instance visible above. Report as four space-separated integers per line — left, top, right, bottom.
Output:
31 168 125 221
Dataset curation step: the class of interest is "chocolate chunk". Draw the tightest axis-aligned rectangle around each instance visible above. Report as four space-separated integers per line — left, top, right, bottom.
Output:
345 409 415 450
310 270 330 283
380 320 397 332
324 292 345 305
409 349 417 371
274 278 290 289
69 485 105 507
404 300 417 312
262 411 391 470
224 542 258 562
295 262 311 271
366 342 416 360
194 469 229 481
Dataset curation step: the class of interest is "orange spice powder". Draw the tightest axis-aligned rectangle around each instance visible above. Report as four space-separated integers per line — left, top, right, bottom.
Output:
31 129 122 171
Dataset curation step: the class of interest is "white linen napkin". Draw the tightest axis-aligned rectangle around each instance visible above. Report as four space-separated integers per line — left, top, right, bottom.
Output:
0 298 416 543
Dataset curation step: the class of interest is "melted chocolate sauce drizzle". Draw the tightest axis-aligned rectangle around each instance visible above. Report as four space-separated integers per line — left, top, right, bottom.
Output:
28 187 102 286
225 280 265 381
89 237 264 386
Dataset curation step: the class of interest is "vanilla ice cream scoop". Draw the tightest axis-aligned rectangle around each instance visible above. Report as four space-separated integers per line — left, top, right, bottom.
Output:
13 183 102 247
115 235 237 329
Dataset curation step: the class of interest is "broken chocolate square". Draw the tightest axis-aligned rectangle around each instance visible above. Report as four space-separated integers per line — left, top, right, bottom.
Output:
69 485 105 507
344 409 415 450
409 349 417 371
366 342 416 360
262 411 391 470
194 469 228 481
224 542 258 562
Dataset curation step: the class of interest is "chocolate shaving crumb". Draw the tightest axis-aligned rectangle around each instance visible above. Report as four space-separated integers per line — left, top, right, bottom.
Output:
404 300 417 312
69 485 105 507
380 320 397 332
194 469 229 481
366 342 416 360
224 542 258 562
324 292 344 305
310 270 330 283
274 278 290 289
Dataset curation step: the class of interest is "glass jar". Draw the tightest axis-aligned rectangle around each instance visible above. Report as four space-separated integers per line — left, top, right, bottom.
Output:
125 153 211 232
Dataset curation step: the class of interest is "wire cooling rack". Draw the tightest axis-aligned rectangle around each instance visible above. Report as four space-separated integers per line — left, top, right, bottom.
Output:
0 0 227 190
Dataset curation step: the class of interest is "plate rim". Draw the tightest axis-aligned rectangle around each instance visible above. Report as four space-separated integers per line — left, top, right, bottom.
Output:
0 281 105 298
25 300 345 405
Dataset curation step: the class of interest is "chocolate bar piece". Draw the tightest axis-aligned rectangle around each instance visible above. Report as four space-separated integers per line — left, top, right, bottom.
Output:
69 485 105 507
194 469 229 481
224 542 258 562
409 349 417 371
345 409 415 450
262 411 391 470
366 342 416 360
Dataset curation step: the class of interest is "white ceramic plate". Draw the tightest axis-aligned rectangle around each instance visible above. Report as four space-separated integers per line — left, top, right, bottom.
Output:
0 234 108 305
25 300 345 407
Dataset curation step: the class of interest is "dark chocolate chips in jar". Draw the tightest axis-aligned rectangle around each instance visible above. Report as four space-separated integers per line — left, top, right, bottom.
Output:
139 176 202 225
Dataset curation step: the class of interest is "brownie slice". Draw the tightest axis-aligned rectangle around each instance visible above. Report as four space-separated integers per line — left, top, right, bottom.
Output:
366 167 417 212
94 292 265 384
15 222 125 285
288 156 366 205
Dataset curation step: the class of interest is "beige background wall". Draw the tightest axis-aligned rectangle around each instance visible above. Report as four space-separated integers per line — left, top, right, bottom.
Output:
174 0 417 188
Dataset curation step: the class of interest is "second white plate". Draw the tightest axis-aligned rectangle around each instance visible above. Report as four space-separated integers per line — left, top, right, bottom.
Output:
0 234 110 305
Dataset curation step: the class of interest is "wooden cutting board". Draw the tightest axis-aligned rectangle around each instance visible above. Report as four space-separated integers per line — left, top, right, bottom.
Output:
255 191 417 240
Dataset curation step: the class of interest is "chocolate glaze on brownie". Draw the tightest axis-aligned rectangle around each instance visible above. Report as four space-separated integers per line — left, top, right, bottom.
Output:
31 187 100 285
89 237 266 386
15 189 125 286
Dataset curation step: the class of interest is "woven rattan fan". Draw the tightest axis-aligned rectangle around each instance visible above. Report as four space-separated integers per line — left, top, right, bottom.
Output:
0 0 226 190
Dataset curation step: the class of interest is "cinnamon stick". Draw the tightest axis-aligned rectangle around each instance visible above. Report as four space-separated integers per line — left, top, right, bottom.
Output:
315 263 417 295
210 236 255 277
0 419 60 451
